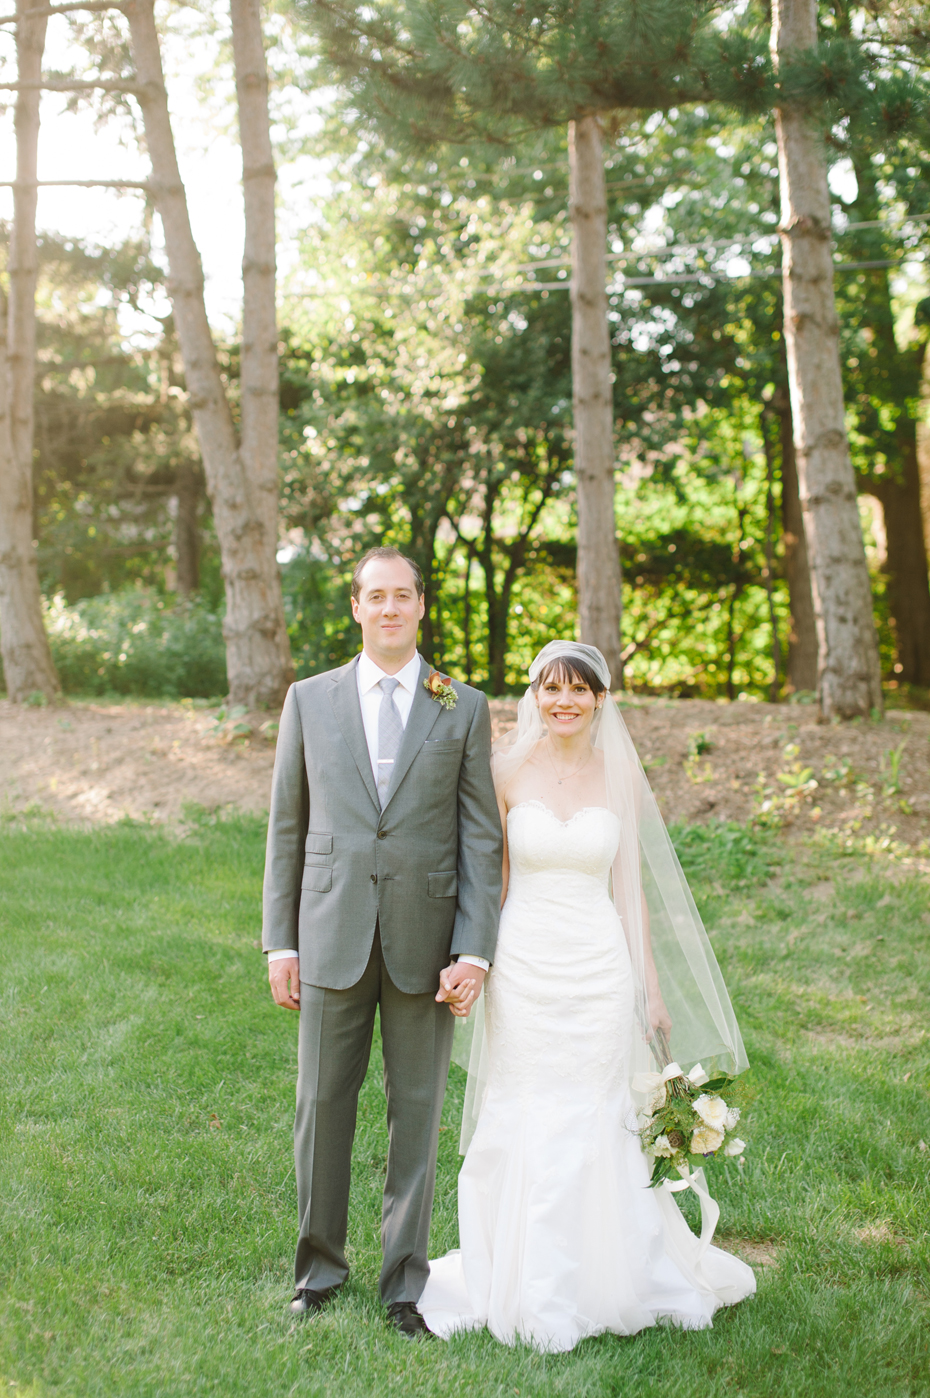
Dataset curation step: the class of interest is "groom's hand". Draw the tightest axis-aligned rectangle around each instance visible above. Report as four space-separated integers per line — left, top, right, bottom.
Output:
269 956 301 1011
436 962 486 1017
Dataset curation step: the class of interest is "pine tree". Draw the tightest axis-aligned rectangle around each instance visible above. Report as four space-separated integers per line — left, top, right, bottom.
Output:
298 0 902 712
770 0 882 716
124 0 293 707
300 0 767 684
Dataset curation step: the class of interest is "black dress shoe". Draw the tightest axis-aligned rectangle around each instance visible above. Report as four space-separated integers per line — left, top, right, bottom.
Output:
386 1301 435 1339
289 1288 333 1316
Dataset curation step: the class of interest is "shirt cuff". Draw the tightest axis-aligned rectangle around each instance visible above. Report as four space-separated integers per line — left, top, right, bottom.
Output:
266 948 298 962
457 955 490 971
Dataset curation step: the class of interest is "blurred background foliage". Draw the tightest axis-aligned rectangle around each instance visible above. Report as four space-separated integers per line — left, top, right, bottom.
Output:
44 589 227 699
7 84 927 699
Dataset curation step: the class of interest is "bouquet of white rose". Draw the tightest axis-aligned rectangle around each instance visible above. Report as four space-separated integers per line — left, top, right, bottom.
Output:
637 1040 748 1188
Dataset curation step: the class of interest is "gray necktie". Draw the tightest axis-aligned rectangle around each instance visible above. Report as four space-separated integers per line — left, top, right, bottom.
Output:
377 677 403 807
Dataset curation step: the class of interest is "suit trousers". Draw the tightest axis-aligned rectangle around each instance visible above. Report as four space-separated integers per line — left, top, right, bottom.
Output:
293 928 455 1303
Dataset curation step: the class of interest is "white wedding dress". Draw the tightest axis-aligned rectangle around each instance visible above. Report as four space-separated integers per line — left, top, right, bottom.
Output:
420 801 756 1351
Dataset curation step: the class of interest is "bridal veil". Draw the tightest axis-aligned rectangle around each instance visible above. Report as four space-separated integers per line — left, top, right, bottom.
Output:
453 640 748 1150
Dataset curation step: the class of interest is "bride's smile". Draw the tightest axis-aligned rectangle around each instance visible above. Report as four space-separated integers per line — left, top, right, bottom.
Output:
537 674 599 740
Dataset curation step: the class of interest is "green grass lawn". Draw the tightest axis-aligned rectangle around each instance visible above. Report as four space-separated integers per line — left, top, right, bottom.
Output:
1 812 928 1397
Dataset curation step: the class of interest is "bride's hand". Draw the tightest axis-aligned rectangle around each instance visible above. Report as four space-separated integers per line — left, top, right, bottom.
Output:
436 962 486 1017
648 994 672 1040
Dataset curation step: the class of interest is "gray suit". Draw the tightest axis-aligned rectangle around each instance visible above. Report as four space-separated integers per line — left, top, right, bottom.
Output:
262 654 502 1302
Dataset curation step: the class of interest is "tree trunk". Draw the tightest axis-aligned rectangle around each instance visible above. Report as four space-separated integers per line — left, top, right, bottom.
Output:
761 408 781 701
174 460 200 595
775 385 818 693
421 555 438 670
844 151 930 686
479 482 506 692
870 448 930 685
124 0 292 707
0 1 60 703
917 336 930 568
569 115 623 687
770 0 882 718
462 542 475 684
229 0 290 677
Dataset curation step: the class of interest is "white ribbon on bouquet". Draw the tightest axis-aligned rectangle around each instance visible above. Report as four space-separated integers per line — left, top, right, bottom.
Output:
632 1060 719 1257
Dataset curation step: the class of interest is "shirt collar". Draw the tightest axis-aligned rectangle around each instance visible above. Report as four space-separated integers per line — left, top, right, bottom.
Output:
357 649 422 696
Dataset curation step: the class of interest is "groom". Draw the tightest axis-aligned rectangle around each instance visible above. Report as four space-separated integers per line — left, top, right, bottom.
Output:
262 547 502 1337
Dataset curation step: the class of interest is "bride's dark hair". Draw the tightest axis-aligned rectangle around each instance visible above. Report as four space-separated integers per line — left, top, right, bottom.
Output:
531 654 607 698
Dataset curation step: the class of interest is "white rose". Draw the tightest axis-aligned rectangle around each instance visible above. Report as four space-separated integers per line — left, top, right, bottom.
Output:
651 1134 674 1158
691 1125 725 1155
724 1137 747 1157
725 1107 741 1131
693 1094 729 1130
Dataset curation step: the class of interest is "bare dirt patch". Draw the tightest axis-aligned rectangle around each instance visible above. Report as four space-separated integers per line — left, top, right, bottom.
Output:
492 695 930 854
716 1237 782 1268
3 693 930 850
0 699 276 825
854 1223 907 1247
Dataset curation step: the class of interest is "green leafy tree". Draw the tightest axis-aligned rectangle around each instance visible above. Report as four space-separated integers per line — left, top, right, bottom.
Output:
297 0 781 683
277 163 576 687
14 232 209 603
298 0 930 712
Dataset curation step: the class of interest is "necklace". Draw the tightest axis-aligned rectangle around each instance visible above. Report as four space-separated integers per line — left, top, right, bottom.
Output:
547 740 593 785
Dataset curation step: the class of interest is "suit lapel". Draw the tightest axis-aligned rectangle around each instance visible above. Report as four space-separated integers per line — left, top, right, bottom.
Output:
383 656 441 811
327 657 380 813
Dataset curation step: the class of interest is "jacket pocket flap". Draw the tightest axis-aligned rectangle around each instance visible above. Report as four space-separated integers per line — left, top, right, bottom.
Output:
305 831 333 855
427 870 458 898
301 866 332 893
422 739 464 752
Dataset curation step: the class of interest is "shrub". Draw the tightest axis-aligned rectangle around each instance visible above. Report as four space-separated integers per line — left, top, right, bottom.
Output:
42 589 227 698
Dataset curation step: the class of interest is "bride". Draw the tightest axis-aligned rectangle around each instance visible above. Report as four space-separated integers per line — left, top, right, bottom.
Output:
420 641 756 1351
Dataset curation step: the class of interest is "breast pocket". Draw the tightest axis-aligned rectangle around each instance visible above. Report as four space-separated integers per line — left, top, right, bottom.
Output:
422 739 464 755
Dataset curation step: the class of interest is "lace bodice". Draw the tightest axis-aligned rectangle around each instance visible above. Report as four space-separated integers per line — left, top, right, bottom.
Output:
506 800 621 886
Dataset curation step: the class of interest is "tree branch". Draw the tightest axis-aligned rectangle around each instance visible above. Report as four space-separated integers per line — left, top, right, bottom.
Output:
0 2 126 24
0 178 149 187
0 78 142 91
620 596 718 666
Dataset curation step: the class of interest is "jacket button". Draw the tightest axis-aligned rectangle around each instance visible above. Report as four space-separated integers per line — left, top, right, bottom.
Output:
370 873 378 884
377 829 387 839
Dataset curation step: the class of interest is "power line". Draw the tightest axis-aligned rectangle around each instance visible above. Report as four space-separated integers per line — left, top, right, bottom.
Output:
512 214 930 276
512 258 905 292
515 236 780 273
280 257 908 302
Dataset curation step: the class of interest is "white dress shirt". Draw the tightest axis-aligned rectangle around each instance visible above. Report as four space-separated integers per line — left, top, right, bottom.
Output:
268 649 489 972
356 648 422 783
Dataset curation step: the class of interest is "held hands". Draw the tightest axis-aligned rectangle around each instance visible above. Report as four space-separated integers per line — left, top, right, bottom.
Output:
269 956 301 1011
269 955 484 1017
436 962 486 1017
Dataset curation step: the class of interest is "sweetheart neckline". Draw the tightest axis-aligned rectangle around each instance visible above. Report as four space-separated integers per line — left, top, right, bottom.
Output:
508 799 616 827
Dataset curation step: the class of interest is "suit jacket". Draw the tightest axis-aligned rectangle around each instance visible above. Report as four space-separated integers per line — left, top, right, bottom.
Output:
261 654 503 994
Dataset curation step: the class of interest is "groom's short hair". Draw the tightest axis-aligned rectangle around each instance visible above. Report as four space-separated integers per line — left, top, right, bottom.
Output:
352 547 425 599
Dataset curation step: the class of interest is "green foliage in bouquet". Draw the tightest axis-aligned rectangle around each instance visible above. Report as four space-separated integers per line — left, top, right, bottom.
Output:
639 1061 750 1189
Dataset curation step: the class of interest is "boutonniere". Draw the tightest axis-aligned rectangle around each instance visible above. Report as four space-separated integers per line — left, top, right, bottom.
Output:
424 669 457 710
